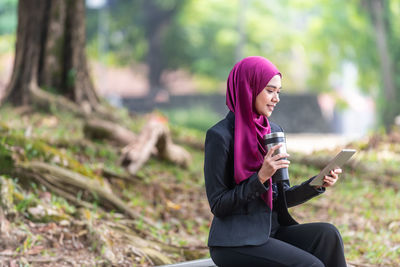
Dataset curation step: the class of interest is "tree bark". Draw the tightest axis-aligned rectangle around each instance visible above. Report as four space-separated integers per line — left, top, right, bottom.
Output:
3 0 45 106
64 0 100 112
2 0 100 113
39 0 66 93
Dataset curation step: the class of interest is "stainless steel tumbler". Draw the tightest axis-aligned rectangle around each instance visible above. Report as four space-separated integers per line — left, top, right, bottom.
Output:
264 132 289 182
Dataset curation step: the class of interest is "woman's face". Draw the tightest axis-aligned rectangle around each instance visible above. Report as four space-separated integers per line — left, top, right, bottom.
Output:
255 74 282 117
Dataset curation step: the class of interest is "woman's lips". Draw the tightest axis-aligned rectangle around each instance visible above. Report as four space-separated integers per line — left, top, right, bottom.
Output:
267 105 275 111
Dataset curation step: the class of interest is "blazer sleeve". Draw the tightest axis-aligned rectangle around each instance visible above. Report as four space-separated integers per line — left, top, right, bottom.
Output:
275 124 325 207
283 177 325 208
204 128 268 218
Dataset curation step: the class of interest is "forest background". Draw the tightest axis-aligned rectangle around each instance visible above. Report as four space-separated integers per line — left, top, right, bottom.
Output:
0 0 399 266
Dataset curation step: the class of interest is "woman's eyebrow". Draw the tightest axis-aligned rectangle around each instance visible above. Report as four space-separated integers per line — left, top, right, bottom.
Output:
266 85 282 89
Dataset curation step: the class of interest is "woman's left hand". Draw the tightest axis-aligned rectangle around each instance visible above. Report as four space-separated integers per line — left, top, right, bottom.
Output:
320 168 342 188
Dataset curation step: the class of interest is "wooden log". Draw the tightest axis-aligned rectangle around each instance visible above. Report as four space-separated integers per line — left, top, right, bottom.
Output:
121 115 191 175
82 113 191 175
83 118 136 144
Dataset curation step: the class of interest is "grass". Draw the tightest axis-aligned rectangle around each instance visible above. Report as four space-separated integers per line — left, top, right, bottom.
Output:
290 158 400 265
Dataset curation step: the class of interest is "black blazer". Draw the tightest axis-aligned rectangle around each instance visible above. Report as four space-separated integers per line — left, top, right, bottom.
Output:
204 111 324 247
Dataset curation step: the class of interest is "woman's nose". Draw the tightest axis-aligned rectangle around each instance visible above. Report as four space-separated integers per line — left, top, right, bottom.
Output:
272 93 279 102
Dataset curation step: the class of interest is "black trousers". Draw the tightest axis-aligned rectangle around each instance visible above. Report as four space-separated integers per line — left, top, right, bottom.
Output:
210 221 346 267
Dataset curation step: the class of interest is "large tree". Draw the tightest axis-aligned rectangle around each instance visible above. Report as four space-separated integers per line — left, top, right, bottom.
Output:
363 0 399 128
2 0 102 115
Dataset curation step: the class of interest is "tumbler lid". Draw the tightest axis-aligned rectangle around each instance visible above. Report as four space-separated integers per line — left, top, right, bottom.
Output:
263 132 285 139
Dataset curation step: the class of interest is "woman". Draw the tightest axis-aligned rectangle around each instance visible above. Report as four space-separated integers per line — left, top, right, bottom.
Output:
204 56 346 267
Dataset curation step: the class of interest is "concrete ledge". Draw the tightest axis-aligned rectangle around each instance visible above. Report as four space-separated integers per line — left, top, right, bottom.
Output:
157 258 217 267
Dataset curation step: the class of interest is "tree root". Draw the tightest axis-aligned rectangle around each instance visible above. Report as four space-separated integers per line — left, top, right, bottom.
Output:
81 214 208 266
13 161 159 229
29 83 119 122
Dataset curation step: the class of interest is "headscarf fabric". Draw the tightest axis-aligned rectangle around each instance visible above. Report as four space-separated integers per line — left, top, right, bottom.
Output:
226 56 281 210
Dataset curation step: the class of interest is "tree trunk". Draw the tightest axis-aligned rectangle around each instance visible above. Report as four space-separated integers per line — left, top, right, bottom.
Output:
143 0 182 101
3 0 45 105
2 0 100 113
64 0 100 112
365 0 399 127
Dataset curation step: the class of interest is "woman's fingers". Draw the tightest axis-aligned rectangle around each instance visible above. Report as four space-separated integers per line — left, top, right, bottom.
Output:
278 159 290 167
324 176 335 184
260 145 290 180
323 169 341 187
271 159 290 170
266 143 282 158
333 168 342 174
271 152 290 161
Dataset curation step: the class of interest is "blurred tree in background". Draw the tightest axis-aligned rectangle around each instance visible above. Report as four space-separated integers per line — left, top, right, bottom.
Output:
87 0 188 101
363 0 400 128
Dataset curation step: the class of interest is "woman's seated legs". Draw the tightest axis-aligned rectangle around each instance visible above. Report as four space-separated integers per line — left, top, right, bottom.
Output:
210 237 324 267
274 222 346 267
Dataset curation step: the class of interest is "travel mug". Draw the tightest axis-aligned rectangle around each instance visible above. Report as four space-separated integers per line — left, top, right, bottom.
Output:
264 132 289 182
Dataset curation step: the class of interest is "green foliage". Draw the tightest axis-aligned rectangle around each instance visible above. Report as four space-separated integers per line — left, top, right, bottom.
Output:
0 0 17 35
0 139 14 174
160 106 220 131
15 192 37 214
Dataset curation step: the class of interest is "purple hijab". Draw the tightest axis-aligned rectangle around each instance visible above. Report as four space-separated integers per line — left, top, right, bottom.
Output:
226 56 281 210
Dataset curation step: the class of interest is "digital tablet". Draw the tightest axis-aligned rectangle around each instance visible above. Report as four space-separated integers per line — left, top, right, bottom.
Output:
309 149 357 187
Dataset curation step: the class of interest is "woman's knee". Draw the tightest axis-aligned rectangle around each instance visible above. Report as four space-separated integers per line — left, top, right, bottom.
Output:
316 223 344 245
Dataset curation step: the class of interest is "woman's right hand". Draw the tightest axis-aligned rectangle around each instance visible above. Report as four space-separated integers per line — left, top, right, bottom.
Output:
258 144 290 183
